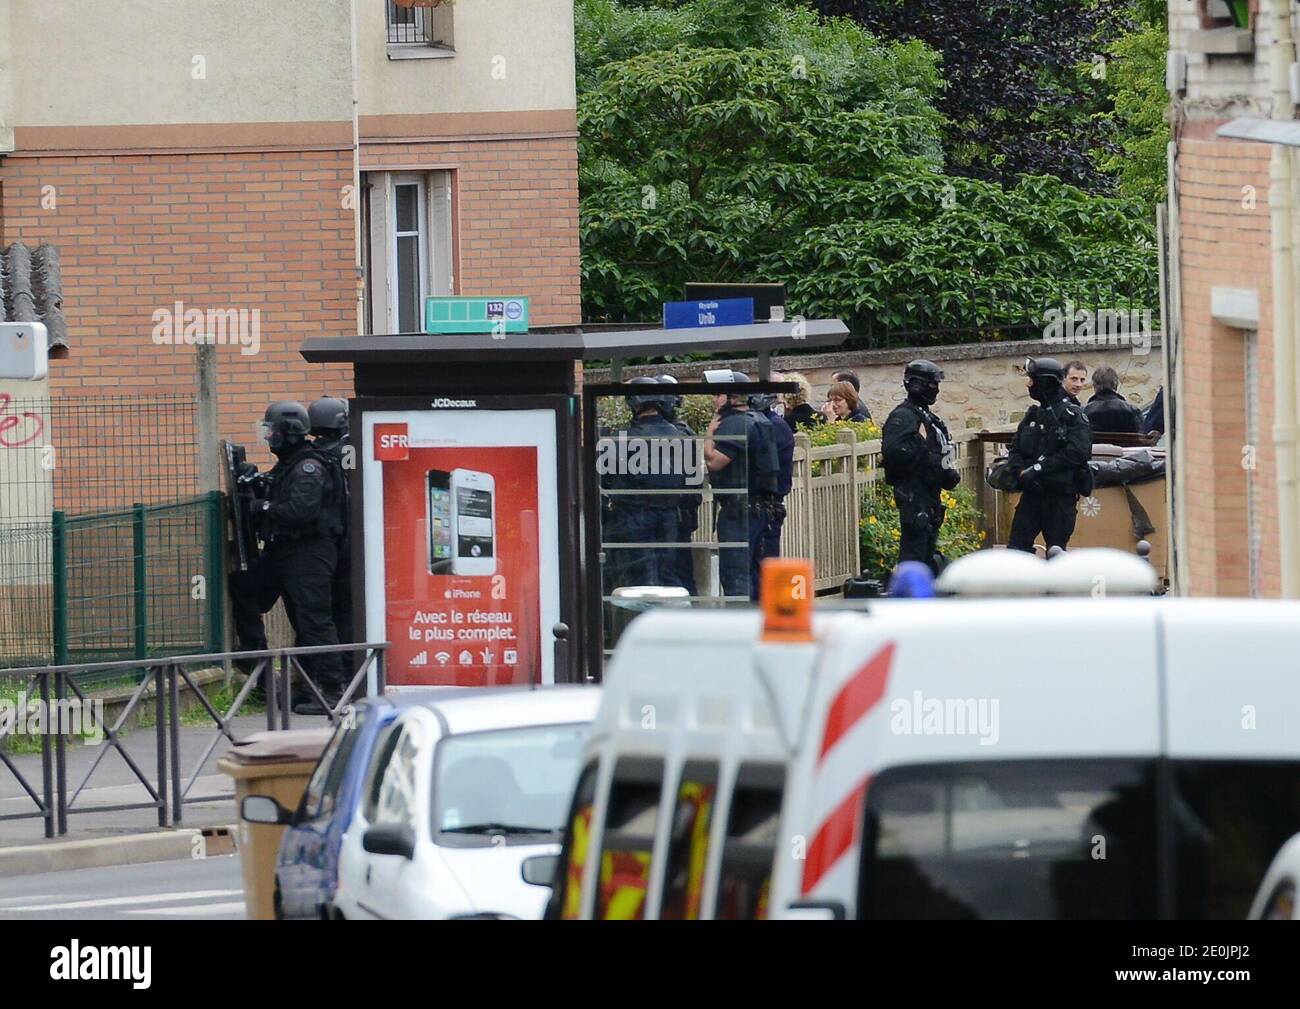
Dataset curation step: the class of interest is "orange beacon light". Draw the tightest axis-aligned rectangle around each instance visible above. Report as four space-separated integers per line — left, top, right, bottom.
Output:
761 558 815 642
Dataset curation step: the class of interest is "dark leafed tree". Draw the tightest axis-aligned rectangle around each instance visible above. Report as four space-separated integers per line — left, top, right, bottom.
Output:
812 0 1133 192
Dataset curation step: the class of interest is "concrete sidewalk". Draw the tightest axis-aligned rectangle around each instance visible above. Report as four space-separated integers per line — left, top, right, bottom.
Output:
0 711 330 870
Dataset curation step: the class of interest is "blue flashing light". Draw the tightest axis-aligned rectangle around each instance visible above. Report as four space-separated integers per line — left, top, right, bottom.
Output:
888 562 936 598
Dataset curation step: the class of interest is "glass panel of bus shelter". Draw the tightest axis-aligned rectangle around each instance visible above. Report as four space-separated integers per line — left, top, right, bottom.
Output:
595 388 756 661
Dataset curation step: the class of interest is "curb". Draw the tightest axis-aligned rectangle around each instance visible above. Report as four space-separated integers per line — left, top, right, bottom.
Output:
0 825 237 878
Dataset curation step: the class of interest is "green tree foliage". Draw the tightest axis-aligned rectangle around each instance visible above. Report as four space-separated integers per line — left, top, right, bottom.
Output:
813 0 1131 193
1095 6 1169 207
579 26 1158 332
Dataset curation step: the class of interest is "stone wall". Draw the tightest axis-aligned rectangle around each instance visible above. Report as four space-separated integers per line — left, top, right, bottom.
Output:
594 336 1165 432
797 343 1165 430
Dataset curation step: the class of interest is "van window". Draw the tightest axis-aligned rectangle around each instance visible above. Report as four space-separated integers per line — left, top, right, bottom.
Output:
372 721 424 830
858 760 1158 920
715 763 785 920
550 761 599 921
595 758 663 921
660 762 719 921
1173 760 1300 920
362 724 402 824
301 708 368 821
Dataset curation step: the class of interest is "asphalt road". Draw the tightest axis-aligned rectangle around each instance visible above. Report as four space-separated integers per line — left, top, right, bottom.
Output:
0 854 245 920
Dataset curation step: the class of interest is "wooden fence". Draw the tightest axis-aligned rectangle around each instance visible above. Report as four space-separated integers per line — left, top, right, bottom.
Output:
686 426 1003 594
783 427 995 591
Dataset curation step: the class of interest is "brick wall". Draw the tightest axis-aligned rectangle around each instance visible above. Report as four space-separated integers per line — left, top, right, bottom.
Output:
1176 128 1279 597
362 134 581 326
0 131 581 503
0 147 357 493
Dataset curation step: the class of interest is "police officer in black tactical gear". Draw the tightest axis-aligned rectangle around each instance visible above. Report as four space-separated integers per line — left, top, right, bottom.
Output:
309 397 353 647
230 401 347 716
657 376 700 596
750 388 795 582
882 360 960 575
602 378 690 588
1007 357 1094 554
702 371 774 600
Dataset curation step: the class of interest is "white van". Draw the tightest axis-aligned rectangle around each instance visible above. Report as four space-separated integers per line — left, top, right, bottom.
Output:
547 555 1300 920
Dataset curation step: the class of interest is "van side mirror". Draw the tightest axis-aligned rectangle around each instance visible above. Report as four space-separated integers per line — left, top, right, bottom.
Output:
521 853 560 888
241 794 292 825
363 824 416 859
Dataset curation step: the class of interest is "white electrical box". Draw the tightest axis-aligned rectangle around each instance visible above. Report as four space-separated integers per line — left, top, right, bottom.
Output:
0 322 49 381
1166 51 1187 94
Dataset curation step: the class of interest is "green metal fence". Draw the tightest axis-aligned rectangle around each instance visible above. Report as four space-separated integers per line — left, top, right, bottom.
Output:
1 493 224 677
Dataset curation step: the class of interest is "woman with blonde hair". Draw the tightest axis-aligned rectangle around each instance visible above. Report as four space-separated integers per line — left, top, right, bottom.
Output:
779 371 824 432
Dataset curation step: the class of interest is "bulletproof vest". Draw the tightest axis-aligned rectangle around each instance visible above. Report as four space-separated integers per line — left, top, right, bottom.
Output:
747 409 781 498
314 435 351 538
761 408 795 497
608 412 690 506
268 443 345 540
883 399 949 488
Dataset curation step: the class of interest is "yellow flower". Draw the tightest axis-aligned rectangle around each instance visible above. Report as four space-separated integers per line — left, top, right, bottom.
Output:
979 530 987 541
891 529 900 540
868 516 878 525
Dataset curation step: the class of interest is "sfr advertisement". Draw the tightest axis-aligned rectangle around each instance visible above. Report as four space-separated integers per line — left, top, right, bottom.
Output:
362 407 561 686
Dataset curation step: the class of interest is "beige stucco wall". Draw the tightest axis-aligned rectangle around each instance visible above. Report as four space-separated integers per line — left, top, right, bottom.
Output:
10 0 354 127
1170 2 1272 117
0 0 13 150
357 0 577 118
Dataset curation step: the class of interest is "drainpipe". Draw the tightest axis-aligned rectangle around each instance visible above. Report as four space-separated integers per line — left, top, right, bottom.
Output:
1270 0 1300 597
350 0 364 336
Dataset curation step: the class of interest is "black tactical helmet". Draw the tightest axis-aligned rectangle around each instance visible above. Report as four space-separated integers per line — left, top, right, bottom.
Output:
1025 357 1065 382
656 375 684 413
259 401 310 453
703 369 750 384
904 359 944 405
626 376 673 415
749 392 777 411
308 397 349 437
1025 357 1065 403
705 369 751 406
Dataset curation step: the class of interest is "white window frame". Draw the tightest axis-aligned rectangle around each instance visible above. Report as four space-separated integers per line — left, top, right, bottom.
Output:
364 170 455 335
387 1 429 44
389 174 430 335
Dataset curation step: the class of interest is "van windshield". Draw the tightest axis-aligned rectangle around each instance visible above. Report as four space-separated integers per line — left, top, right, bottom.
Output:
432 723 588 846
858 760 1158 919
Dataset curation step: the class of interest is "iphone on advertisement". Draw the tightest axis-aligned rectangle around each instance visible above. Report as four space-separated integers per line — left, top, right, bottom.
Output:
451 468 496 575
427 469 453 574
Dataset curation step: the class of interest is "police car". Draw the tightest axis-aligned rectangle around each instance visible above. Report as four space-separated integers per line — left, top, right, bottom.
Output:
547 552 1300 920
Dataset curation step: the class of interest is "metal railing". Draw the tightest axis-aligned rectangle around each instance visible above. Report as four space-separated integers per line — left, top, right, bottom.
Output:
0 641 387 839
386 0 429 43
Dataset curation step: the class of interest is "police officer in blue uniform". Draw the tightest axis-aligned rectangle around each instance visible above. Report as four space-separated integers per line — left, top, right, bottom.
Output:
750 388 794 589
702 371 770 599
657 375 700 596
230 401 347 716
602 378 689 587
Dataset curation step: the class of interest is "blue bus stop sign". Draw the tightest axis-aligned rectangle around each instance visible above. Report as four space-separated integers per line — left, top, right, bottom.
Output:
662 297 754 330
